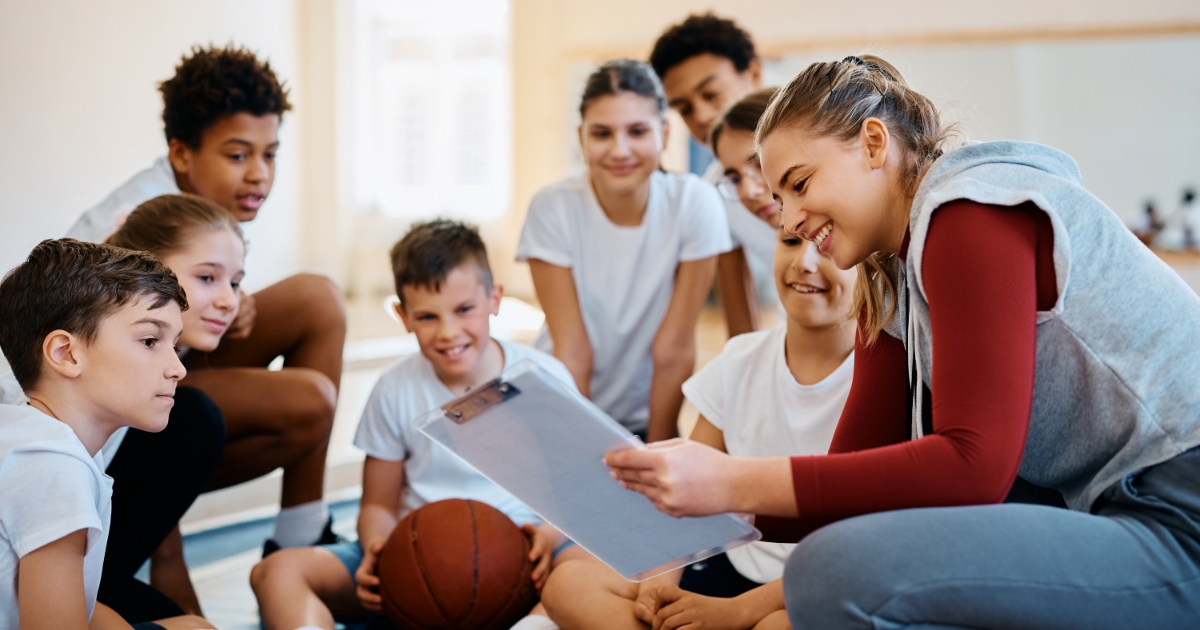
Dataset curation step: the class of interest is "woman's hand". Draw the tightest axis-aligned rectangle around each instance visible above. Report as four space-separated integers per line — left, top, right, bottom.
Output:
635 583 752 630
607 441 799 518
354 541 385 613
605 439 738 517
225 290 256 339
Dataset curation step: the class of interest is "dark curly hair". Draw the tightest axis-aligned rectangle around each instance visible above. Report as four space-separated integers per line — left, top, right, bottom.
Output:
159 44 292 148
649 13 757 80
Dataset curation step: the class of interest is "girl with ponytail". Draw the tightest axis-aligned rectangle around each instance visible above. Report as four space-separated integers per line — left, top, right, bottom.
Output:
608 55 1200 628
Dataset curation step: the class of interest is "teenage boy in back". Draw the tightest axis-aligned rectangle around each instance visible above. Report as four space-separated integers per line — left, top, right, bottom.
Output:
64 43 344 583
650 13 774 337
251 220 579 630
0 239 211 630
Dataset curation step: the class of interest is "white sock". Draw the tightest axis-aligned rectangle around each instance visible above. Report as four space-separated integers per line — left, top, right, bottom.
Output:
509 615 559 630
272 500 329 548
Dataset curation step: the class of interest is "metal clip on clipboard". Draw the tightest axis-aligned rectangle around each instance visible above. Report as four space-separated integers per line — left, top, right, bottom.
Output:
417 360 761 582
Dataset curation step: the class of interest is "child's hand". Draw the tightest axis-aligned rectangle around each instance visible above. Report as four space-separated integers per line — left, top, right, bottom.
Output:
225 290 256 339
635 584 749 630
354 541 386 613
523 523 561 591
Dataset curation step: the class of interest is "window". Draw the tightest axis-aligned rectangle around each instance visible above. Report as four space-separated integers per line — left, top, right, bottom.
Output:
352 0 511 221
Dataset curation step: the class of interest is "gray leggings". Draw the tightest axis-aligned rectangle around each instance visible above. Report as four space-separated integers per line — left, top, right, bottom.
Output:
783 447 1200 629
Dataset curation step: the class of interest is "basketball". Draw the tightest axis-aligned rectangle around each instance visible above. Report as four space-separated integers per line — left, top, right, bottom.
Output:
376 498 537 629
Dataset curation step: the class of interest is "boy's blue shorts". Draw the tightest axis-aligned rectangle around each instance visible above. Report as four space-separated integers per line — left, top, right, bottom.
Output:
326 540 366 582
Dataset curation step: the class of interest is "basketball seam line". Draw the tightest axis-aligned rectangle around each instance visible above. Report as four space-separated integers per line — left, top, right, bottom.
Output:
412 507 455 626
467 501 480 624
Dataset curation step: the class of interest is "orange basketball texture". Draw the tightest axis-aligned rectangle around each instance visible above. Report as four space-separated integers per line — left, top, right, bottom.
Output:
376 499 537 629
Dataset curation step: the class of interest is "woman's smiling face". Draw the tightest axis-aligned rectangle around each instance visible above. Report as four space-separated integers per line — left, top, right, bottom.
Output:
758 120 902 270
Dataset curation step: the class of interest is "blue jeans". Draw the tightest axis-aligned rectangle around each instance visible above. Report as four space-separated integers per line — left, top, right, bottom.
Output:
784 447 1200 629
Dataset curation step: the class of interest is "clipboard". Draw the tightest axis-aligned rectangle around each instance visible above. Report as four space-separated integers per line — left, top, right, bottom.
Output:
416 360 761 582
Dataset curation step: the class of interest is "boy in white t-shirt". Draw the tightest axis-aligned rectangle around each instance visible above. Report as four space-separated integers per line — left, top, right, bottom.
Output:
252 220 579 630
0 239 211 630
541 228 857 630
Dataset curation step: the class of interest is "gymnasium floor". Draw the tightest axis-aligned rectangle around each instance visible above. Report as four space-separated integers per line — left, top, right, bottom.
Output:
172 297 767 628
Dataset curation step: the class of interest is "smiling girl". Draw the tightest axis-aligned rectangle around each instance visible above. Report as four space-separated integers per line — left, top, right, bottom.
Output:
607 55 1200 628
517 59 732 443
88 194 243 621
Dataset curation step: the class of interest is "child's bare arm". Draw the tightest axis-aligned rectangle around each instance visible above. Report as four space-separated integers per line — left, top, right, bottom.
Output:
355 456 405 612
19 529 92 630
688 415 728 451
716 248 759 338
358 456 405 549
529 259 593 397
647 257 718 442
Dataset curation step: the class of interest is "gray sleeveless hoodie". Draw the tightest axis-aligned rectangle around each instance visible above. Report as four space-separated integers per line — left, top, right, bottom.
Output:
888 140 1200 512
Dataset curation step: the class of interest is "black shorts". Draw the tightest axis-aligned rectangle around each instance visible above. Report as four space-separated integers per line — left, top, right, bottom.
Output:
678 552 762 598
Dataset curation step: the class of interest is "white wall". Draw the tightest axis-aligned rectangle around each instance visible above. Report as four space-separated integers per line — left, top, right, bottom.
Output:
0 0 303 290
763 36 1200 223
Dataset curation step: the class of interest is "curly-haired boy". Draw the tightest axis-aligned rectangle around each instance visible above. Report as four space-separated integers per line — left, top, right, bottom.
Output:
50 44 346 619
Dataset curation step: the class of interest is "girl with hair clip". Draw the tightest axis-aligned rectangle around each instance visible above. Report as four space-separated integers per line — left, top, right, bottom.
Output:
97 194 245 623
517 59 732 444
710 87 783 335
607 55 1200 629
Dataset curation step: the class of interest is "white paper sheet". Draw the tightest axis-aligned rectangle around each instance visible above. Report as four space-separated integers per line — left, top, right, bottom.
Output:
416 360 761 581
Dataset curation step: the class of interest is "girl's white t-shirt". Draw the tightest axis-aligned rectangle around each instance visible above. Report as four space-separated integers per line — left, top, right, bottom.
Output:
682 324 854 583
0 405 113 628
516 170 732 431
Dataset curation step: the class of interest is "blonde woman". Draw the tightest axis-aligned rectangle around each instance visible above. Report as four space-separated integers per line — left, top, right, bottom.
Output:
608 56 1200 629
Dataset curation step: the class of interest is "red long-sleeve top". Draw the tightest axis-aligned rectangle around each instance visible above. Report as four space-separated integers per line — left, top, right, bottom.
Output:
757 199 1058 542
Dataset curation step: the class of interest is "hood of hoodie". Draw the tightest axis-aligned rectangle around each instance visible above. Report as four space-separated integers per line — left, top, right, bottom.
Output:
916 140 1085 201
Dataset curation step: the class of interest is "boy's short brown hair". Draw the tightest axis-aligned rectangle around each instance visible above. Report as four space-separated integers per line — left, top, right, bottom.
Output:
0 239 188 392
389 220 492 308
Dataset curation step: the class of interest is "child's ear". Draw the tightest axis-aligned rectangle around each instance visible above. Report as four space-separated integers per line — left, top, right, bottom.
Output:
489 284 504 316
745 57 764 88
660 117 671 151
167 138 195 177
392 301 414 334
41 330 83 379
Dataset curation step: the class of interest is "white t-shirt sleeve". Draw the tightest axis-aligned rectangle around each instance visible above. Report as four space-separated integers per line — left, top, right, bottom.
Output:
352 376 408 462
681 350 728 431
515 190 573 268
679 180 734 262
0 450 103 558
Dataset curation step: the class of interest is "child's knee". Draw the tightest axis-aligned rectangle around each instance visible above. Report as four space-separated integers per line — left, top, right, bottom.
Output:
291 273 347 327
250 549 305 593
285 368 337 443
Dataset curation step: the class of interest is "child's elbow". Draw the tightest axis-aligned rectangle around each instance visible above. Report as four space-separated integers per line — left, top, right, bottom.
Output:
558 345 594 378
652 338 695 373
